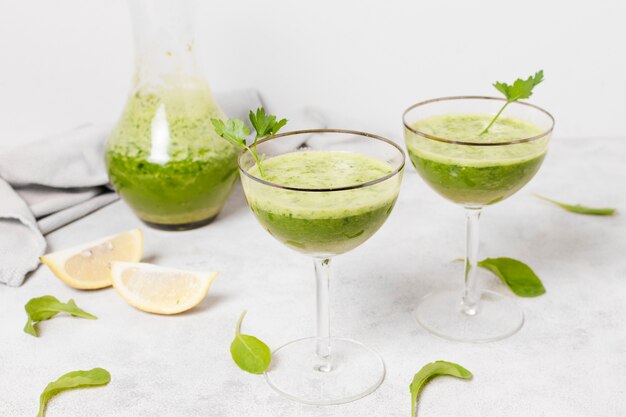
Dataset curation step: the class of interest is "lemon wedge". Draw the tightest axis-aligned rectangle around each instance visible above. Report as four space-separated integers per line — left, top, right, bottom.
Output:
111 262 218 315
40 229 143 290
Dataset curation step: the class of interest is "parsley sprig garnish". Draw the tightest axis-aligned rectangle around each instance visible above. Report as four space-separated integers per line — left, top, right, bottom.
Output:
211 107 287 178
480 70 544 135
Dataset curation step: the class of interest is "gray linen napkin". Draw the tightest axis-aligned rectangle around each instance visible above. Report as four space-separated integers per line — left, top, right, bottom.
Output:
0 89 265 287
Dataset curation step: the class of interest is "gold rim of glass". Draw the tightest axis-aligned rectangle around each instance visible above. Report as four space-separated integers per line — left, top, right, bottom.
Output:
402 96 555 146
238 128 405 192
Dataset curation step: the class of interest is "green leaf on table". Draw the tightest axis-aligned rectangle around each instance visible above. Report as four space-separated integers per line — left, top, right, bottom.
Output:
230 310 271 374
533 193 616 216
410 361 472 417
24 295 96 337
478 257 545 297
37 368 110 417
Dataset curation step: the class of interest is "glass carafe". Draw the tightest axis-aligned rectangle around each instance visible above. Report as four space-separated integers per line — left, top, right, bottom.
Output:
105 0 238 230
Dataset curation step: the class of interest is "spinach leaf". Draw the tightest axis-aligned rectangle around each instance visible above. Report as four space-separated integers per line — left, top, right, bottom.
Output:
478 257 545 297
230 310 271 374
410 361 472 417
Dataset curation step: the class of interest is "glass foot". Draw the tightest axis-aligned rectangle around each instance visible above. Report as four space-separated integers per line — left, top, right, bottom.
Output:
264 337 385 405
415 290 524 343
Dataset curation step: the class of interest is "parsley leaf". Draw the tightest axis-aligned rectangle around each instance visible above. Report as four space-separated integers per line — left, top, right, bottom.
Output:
481 70 544 135
211 107 287 178
493 81 510 97
211 119 249 147
249 107 288 138
496 70 544 102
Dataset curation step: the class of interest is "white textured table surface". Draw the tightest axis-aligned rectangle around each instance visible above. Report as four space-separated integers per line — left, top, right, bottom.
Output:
1 138 624 416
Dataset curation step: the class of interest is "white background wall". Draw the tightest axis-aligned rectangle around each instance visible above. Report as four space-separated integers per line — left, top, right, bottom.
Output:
1 0 625 143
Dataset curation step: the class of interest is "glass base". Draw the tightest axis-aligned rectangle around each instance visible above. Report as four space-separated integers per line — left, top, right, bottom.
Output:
415 290 524 343
264 337 385 405
141 214 217 231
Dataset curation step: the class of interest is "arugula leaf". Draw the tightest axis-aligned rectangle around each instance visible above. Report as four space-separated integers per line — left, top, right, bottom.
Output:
211 107 287 178
24 296 96 337
230 310 271 374
410 361 472 417
481 70 544 135
478 257 545 297
37 368 110 417
534 193 616 216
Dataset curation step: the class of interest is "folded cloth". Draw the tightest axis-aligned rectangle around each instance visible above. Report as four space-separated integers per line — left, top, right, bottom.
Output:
0 89 264 287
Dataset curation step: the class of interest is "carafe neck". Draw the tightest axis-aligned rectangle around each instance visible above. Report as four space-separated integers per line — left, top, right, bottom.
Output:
128 0 202 90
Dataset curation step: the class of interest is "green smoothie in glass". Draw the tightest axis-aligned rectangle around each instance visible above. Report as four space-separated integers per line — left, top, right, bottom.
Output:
241 151 400 255
237 130 404 404
105 86 239 228
405 113 549 206
402 91 554 343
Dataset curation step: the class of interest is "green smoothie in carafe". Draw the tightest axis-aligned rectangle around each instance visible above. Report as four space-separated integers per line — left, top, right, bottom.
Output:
105 86 239 228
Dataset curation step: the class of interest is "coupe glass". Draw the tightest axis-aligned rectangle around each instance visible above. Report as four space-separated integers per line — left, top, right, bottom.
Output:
403 97 554 343
239 129 404 405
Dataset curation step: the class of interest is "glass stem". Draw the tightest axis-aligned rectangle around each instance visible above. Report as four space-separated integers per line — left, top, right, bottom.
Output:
462 208 482 315
314 257 332 372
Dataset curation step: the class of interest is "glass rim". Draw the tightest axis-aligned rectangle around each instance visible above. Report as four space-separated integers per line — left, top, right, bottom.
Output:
238 128 405 192
402 96 555 146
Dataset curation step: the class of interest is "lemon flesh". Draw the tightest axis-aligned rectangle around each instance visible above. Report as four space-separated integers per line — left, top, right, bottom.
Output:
40 229 143 289
111 262 217 315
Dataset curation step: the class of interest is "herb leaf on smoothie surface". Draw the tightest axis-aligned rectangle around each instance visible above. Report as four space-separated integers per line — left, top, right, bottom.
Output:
211 107 288 178
249 107 288 138
211 119 250 148
481 70 544 135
